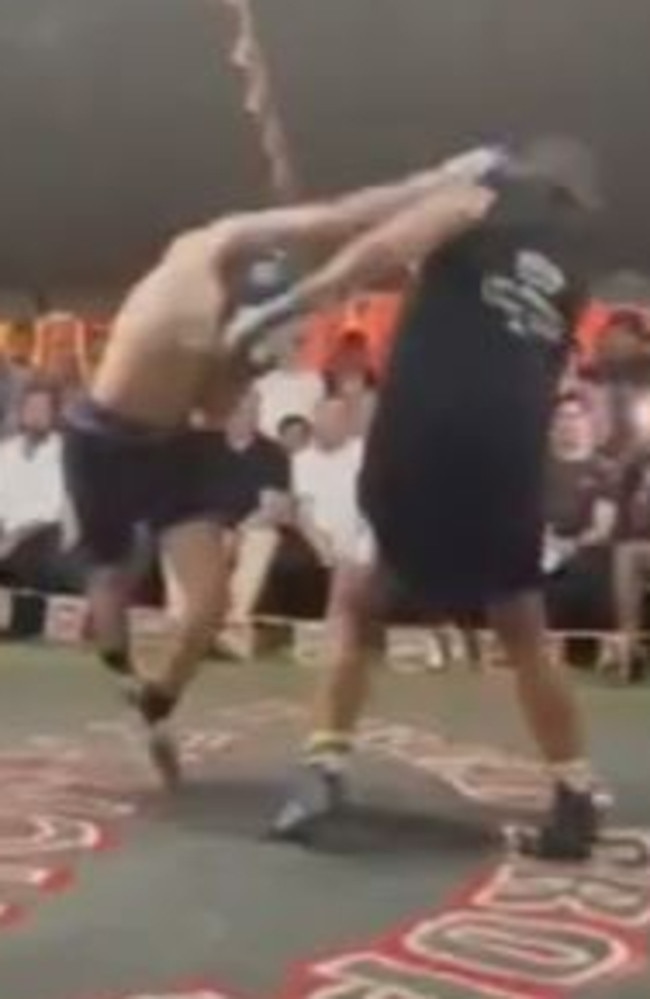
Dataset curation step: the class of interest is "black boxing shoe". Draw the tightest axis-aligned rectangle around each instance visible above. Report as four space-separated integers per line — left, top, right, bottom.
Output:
269 763 348 845
146 720 182 790
513 782 599 861
129 684 182 790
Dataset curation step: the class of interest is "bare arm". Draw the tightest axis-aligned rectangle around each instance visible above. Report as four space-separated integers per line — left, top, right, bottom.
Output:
223 182 496 356
577 498 618 548
201 147 504 262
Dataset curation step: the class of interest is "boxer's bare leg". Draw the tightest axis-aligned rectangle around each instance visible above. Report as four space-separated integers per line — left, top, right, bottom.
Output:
88 565 135 685
489 591 598 859
306 561 385 766
132 520 228 785
271 560 385 842
159 520 228 696
489 592 586 764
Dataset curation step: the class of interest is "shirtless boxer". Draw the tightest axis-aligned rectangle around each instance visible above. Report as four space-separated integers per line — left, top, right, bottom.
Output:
224 137 604 859
62 147 499 782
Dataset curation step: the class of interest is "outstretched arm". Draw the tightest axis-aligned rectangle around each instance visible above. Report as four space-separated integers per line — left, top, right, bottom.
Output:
223 182 496 357
202 146 504 262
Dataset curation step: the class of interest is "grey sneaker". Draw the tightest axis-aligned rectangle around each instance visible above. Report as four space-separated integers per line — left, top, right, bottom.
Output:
269 764 348 844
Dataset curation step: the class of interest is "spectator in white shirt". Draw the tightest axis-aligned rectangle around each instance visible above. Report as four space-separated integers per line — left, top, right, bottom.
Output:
0 383 81 592
256 339 324 439
292 397 364 566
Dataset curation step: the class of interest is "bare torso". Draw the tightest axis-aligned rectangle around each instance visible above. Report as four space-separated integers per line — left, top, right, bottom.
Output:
91 236 247 429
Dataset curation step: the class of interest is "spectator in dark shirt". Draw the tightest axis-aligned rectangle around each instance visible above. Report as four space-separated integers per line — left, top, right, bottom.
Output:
613 446 650 681
544 393 618 637
590 309 650 384
212 389 290 526
208 389 291 655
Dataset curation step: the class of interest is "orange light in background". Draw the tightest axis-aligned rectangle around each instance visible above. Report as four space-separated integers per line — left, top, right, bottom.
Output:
299 293 403 374
33 313 88 386
0 321 36 365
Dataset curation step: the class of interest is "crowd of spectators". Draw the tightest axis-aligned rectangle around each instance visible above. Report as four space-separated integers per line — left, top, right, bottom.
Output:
2 307 650 678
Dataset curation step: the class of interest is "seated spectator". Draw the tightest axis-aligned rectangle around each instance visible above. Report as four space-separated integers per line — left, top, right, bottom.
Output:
612 447 650 680
261 397 364 623
544 392 618 640
292 397 364 567
0 382 82 593
207 390 291 652
255 340 324 439
325 329 375 386
589 308 650 383
328 368 378 439
277 414 312 457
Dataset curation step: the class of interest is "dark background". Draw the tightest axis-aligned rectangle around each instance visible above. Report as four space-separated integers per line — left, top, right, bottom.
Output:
0 0 648 291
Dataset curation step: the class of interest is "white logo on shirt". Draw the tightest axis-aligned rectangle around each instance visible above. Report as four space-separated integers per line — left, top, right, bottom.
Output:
482 249 568 345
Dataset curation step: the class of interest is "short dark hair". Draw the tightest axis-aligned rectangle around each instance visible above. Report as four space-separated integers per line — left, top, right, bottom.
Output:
277 413 311 436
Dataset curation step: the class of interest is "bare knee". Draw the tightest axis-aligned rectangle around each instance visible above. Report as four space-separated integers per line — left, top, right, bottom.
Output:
327 562 385 651
169 587 222 650
488 591 548 670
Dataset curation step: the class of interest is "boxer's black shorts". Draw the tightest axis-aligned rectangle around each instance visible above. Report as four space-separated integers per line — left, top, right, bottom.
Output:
63 398 220 564
360 412 545 614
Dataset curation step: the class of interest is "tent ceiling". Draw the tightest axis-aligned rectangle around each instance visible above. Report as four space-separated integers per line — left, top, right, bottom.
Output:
0 0 649 288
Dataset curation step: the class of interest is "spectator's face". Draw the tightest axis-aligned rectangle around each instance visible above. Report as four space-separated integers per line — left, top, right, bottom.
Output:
19 391 56 438
279 418 311 455
552 401 594 457
313 399 351 449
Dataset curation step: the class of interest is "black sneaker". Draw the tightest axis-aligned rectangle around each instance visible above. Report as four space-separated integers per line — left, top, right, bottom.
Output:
146 721 182 790
516 782 599 861
269 764 348 845
128 684 182 790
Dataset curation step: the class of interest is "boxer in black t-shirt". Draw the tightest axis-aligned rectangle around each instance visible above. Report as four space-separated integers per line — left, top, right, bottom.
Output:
228 137 603 859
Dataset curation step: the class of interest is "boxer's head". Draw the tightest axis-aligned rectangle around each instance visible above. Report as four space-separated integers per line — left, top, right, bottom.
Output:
517 135 602 211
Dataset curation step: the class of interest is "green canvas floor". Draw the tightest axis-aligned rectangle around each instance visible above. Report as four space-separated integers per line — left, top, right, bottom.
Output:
0 645 648 999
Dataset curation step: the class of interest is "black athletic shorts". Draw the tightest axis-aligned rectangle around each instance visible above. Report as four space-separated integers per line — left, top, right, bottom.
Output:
360 415 545 614
63 398 221 565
